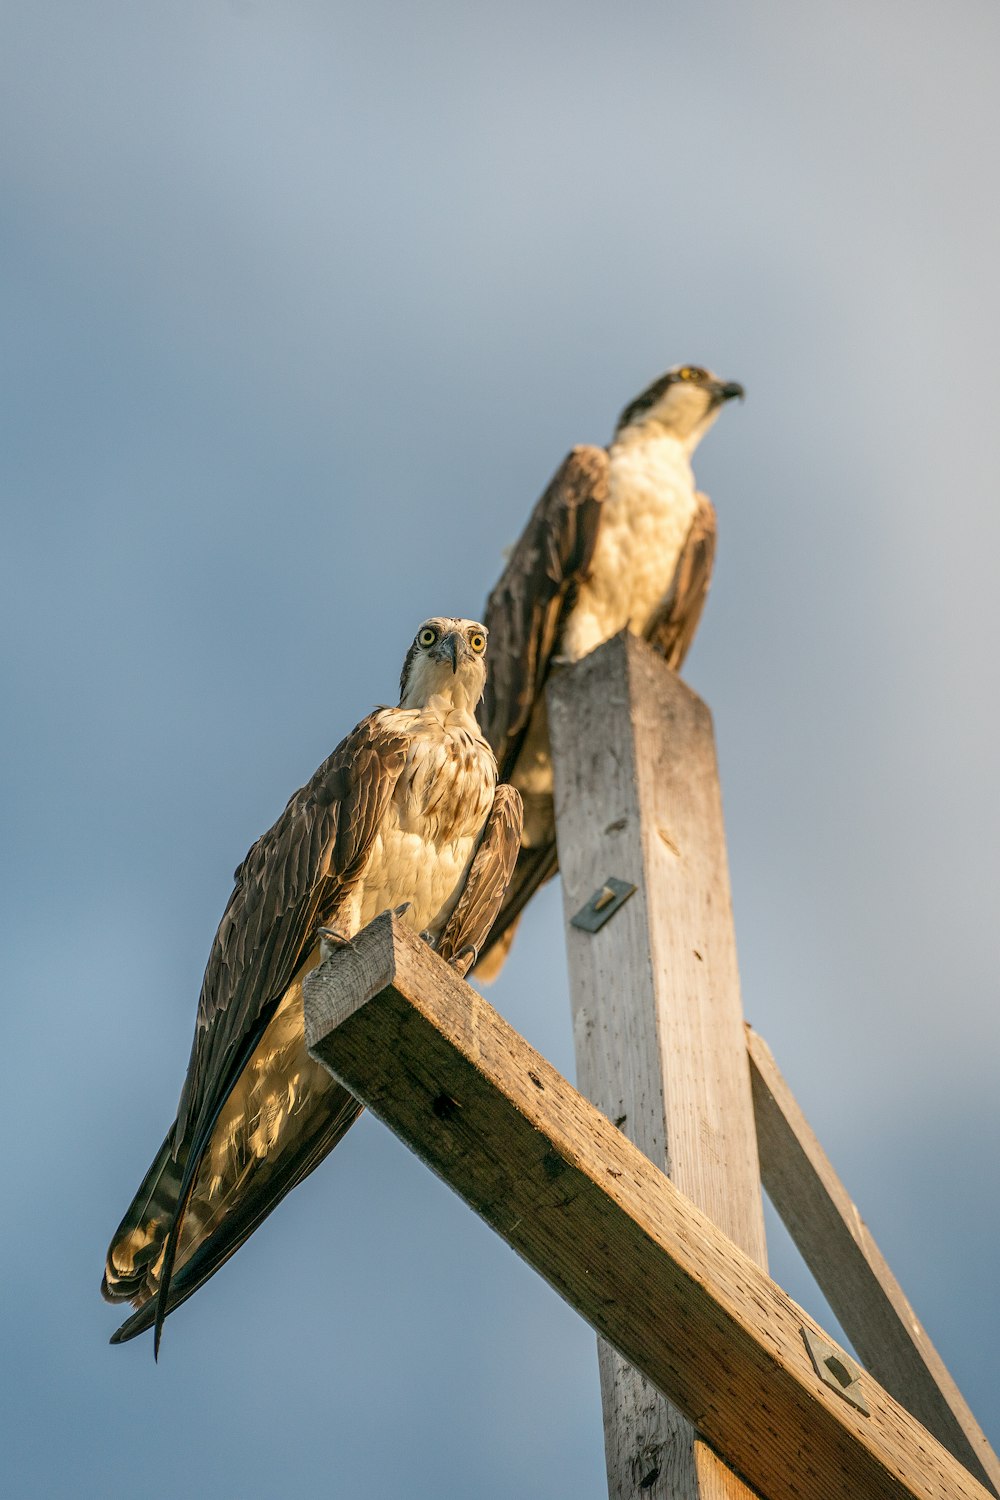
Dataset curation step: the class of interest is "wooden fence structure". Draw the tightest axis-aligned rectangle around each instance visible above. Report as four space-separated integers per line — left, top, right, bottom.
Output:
303 633 998 1500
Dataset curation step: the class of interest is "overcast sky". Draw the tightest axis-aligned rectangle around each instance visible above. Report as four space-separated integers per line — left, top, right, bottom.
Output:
3 3 999 1495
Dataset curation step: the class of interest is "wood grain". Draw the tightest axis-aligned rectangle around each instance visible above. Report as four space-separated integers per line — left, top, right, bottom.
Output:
304 914 994 1500
748 1024 1000 1496
547 632 766 1499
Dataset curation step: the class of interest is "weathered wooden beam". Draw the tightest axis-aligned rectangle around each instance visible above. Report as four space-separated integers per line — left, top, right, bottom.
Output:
547 632 766 1500
747 1024 1000 1496
304 914 994 1500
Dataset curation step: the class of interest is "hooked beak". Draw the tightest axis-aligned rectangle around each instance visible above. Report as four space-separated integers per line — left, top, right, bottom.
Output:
436 632 463 673
710 379 745 405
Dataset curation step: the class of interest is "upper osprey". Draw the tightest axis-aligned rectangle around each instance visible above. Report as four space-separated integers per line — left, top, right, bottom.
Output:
103 618 521 1350
477 364 743 975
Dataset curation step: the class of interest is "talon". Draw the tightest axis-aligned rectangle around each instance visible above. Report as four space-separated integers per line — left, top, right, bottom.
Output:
419 929 438 949
316 926 358 959
392 902 412 918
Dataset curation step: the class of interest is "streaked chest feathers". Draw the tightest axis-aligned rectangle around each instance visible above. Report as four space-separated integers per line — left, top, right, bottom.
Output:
358 704 496 936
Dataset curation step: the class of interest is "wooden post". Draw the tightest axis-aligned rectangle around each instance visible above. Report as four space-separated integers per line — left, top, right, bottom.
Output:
548 633 767 1500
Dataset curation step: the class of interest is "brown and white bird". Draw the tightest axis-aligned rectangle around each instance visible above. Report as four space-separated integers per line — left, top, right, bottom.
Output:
103 617 522 1351
477 364 743 976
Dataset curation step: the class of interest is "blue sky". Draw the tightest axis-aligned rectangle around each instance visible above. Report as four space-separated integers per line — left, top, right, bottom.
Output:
3 4 998 1495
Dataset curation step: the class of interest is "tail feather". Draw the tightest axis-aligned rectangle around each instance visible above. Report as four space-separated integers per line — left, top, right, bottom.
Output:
109 1084 362 1344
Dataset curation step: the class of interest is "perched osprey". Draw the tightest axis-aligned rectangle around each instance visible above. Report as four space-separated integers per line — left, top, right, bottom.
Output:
103 618 521 1351
477 365 743 975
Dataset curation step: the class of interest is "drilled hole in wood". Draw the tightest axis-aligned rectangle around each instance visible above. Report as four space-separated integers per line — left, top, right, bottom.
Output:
825 1356 853 1389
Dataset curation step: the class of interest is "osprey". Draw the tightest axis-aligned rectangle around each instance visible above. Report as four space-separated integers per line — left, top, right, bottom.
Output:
103 618 521 1351
477 364 743 975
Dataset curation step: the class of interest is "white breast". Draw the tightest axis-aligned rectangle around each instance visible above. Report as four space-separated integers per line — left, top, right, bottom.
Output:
560 432 698 661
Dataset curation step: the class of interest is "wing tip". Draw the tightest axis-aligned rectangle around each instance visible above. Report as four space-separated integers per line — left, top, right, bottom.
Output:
473 921 519 982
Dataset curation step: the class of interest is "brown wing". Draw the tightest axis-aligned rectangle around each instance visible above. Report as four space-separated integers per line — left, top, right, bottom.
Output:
472 841 558 981
435 783 523 975
132 711 408 1350
645 492 717 670
479 445 608 780
173 713 407 1150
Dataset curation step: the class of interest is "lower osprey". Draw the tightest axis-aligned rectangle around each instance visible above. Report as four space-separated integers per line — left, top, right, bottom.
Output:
477 364 743 976
103 618 521 1351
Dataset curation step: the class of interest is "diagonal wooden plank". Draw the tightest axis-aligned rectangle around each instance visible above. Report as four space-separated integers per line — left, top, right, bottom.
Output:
747 1024 1000 1496
303 914 994 1500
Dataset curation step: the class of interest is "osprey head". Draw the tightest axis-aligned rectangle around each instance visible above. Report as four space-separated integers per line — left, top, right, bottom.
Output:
615 365 744 450
399 617 489 711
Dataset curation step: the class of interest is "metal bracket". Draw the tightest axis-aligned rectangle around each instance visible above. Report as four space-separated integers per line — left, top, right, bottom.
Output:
570 877 637 933
802 1328 869 1416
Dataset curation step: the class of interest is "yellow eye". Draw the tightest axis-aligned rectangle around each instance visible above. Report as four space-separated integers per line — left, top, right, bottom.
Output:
678 366 696 381
418 627 437 648
468 630 486 654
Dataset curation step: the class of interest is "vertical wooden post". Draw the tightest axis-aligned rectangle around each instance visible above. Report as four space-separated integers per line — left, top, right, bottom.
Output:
548 633 767 1500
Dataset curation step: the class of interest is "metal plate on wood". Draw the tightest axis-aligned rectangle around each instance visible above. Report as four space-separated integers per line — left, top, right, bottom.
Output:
570 877 637 933
802 1328 870 1416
